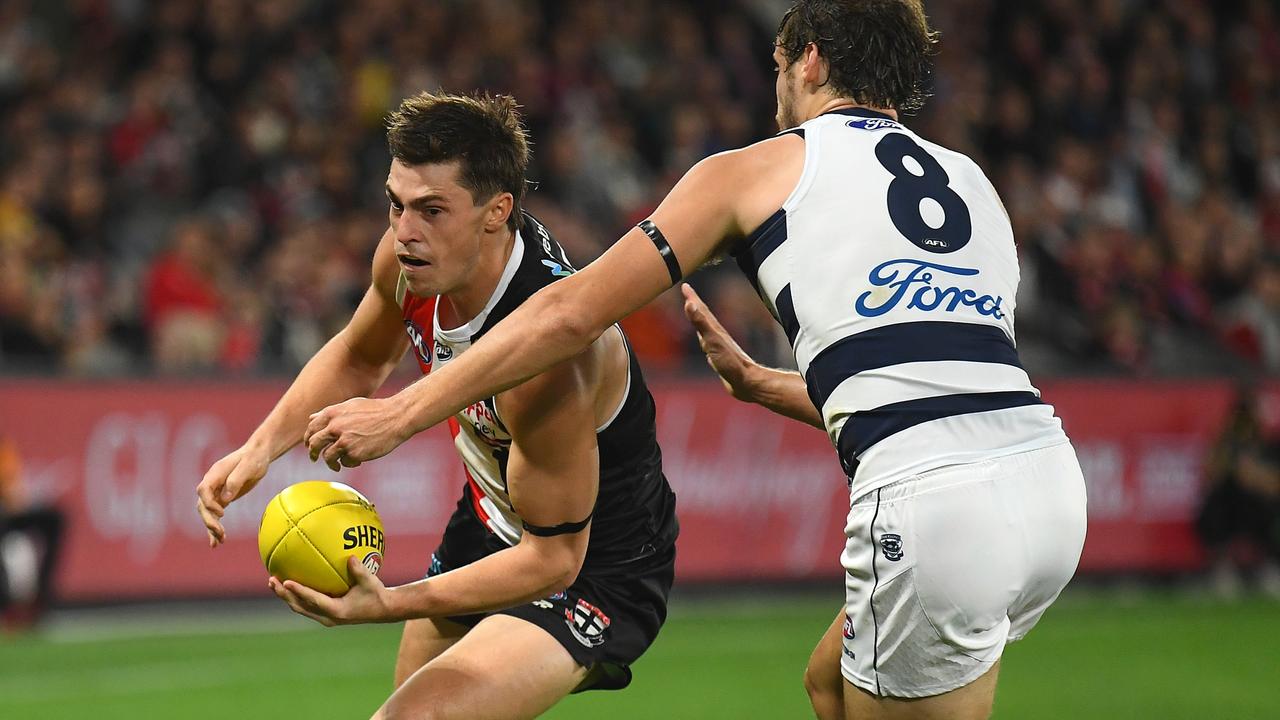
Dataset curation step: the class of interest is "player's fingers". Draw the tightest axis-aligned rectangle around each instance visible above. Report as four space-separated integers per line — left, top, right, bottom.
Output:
196 499 226 544
682 285 730 340
346 555 368 583
197 493 225 519
322 441 346 472
195 475 226 515
270 579 332 625
221 459 258 504
281 579 341 622
339 453 362 468
307 426 337 463
346 555 377 586
304 409 333 457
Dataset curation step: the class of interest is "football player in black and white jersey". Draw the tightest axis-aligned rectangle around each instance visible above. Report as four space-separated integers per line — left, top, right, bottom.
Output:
304 2 1087 719
197 92 678 720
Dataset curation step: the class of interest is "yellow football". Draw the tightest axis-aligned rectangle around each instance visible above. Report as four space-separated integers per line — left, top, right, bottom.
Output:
258 480 385 597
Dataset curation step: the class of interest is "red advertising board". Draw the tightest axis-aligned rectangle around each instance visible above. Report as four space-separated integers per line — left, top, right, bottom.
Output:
0 378 1267 601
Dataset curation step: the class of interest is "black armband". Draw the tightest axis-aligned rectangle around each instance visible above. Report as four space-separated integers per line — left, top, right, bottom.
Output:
638 219 682 286
521 512 593 537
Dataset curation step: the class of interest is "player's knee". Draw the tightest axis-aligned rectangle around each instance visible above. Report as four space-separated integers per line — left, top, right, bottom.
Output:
380 698 442 720
803 662 841 707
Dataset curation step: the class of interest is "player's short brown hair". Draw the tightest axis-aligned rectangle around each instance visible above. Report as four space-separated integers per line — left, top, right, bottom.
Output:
386 91 530 232
776 0 938 114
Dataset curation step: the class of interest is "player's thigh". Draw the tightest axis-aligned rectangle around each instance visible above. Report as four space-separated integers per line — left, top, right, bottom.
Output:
842 661 1000 720
805 608 848 720
394 616 470 688
375 614 588 720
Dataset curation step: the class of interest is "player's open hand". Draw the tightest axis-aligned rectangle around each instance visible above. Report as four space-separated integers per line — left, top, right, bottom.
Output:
269 556 395 626
681 283 761 402
304 396 410 472
196 445 270 548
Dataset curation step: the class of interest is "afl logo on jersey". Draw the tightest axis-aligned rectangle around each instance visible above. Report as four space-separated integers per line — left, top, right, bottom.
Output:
434 342 453 362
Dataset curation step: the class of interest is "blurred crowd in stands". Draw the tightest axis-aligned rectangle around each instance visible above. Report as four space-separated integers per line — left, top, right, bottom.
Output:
0 0 1277 378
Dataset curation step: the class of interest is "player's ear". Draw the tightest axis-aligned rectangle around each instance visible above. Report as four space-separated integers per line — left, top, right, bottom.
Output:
484 192 514 233
802 42 827 87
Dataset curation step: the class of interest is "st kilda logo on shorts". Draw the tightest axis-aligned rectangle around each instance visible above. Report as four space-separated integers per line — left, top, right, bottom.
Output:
879 533 904 562
565 598 611 647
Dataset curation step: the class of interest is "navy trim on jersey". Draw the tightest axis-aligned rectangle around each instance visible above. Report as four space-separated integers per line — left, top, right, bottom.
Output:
805 322 1022 410
733 208 787 291
838 390 1043 466
778 127 805 139
823 107 896 121
774 285 800 346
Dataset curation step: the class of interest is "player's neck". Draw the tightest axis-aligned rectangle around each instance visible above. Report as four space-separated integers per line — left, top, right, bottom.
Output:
805 97 898 123
439 229 517 328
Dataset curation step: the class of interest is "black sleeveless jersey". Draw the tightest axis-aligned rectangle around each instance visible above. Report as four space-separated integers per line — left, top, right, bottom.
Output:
413 213 678 571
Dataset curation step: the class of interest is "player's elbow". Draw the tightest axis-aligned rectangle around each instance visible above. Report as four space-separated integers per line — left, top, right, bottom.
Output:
548 553 584 593
543 544 586 594
535 281 608 351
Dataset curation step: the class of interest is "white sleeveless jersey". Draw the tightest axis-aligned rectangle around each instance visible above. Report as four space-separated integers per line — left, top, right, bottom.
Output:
732 108 1067 494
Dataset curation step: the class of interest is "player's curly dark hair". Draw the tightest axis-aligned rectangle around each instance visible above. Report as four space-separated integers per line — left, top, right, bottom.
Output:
386 91 530 233
776 0 939 114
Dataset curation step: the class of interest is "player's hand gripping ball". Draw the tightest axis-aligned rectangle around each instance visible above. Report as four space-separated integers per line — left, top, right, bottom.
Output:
258 481 385 596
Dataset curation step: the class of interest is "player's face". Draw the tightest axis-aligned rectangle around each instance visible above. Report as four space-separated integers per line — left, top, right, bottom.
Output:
386 159 493 297
773 44 799 129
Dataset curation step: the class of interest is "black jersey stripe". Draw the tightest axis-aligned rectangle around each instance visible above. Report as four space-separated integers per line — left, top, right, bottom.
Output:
837 390 1043 474
774 284 800 346
804 321 1022 410
732 208 787 291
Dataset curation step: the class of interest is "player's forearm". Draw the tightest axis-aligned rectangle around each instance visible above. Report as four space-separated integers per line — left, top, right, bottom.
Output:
395 282 602 437
384 541 582 621
744 365 825 429
248 335 396 460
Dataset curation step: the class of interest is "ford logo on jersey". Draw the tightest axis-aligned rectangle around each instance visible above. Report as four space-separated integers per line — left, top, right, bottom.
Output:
847 117 901 131
855 259 1005 319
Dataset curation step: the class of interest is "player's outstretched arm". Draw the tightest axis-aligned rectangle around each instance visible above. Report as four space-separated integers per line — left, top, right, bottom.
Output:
681 284 824 429
274 347 604 625
303 138 805 466
196 228 409 547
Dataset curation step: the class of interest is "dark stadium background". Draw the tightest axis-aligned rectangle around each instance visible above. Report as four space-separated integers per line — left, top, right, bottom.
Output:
0 1 1277 718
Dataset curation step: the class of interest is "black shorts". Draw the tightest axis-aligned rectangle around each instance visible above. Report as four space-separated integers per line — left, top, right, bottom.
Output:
425 487 676 692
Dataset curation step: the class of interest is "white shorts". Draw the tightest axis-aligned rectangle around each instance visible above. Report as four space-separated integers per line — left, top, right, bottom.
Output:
840 441 1087 698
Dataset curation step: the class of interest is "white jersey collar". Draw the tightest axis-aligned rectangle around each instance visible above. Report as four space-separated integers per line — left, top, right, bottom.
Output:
434 230 525 344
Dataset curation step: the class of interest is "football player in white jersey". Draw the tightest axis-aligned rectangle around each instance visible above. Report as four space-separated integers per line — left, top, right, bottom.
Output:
303 2 1087 718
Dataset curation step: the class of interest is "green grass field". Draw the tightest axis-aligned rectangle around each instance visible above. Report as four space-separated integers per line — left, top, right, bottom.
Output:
1 591 1277 719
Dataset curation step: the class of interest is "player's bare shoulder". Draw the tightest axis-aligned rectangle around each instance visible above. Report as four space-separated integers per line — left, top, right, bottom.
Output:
695 133 806 243
369 226 403 304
